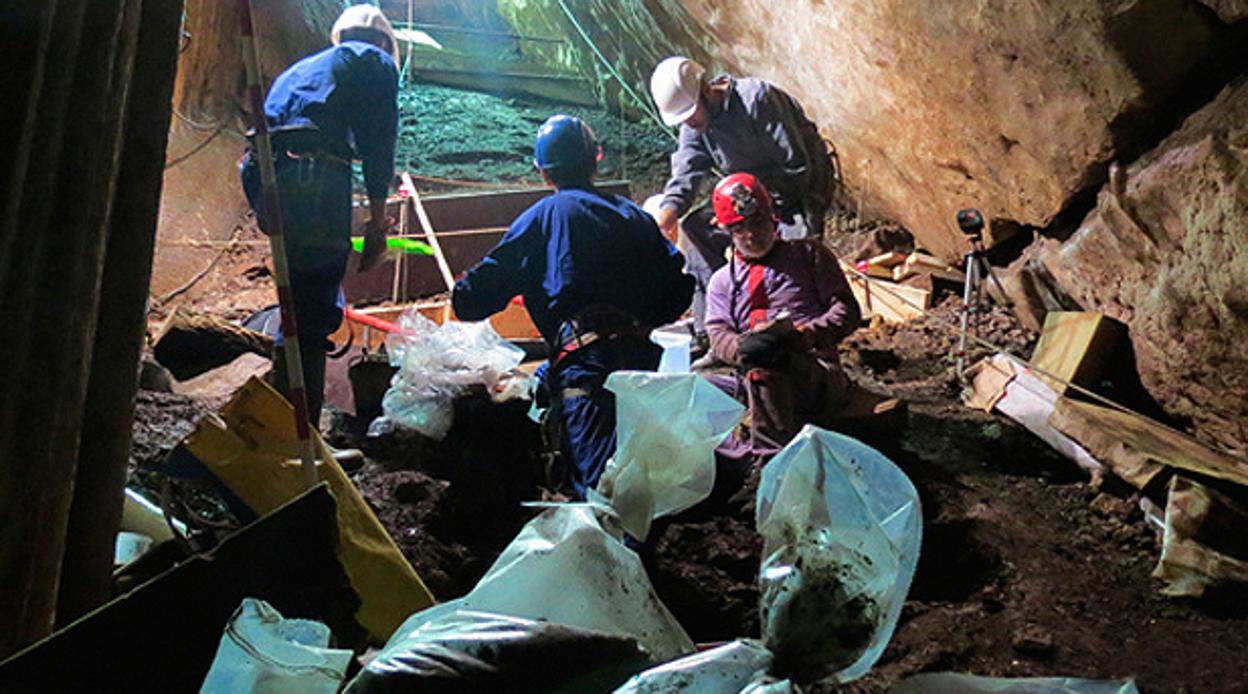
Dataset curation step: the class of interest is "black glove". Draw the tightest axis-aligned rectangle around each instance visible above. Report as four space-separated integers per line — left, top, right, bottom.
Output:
738 331 789 370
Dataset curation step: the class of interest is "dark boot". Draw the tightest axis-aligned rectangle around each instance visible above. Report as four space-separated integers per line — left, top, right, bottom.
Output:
270 343 327 429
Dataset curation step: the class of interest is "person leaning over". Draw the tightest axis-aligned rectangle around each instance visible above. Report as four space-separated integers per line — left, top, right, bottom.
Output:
239 4 399 428
452 115 693 498
648 56 835 353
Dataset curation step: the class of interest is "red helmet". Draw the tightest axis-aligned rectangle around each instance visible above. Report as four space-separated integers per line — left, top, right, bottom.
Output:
712 173 775 227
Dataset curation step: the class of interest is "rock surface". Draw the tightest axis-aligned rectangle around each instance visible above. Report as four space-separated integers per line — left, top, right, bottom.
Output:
497 1 1237 260
660 0 1235 258
1196 0 1248 22
1036 77 1248 455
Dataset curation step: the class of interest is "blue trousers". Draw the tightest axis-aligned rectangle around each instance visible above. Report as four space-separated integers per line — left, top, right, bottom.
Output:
545 336 662 499
241 151 352 423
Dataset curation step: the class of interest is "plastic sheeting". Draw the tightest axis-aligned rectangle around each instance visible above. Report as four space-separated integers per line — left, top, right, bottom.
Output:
391 505 695 662
592 372 745 540
614 640 787 693
199 598 352 694
372 311 527 439
757 425 922 683
615 426 922 691
891 673 1140 693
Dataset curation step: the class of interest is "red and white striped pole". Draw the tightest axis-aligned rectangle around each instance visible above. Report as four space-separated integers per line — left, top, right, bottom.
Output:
238 0 319 489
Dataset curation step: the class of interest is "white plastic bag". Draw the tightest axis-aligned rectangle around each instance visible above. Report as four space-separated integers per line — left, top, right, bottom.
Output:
199 598 352 694
614 639 783 694
375 311 526 439
756 425 922 684
592 371 744 540
891 673 1139 693
650 329 693 373
397 505 695 662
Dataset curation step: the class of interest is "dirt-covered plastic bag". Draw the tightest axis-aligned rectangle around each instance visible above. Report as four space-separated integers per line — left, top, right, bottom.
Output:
199 598 352 694
345 610 652 692
398 505 695 662
373 311 527 439
891 673 1139 693
756 425 921 684
592 371 745 540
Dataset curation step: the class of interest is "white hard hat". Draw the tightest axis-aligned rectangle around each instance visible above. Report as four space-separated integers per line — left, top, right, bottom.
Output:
650 57 706 127
332 4 400 65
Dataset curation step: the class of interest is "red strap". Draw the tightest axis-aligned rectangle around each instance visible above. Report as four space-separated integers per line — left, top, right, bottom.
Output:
746 262 768 329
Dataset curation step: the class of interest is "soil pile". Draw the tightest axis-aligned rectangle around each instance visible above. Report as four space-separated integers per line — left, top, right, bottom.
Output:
394 82 673 195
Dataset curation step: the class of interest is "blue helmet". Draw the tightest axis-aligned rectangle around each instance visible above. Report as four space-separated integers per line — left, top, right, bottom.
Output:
533 115 600 172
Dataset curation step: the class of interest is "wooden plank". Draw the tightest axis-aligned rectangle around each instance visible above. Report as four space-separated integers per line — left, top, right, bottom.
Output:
962 354 1016 412
1030 311 1127 394
331 299 541 351
402 173 455 322
860 263 895 279
1050 397 1248 488
867 251 908 268
1154 475 1248 597
351 181 630 233
843 263 930 323
342 181 630 304
902 252 966 283
408 67 598 107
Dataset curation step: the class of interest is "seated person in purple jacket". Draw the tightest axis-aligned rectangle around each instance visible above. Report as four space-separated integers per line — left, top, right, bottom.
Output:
703 173 861 462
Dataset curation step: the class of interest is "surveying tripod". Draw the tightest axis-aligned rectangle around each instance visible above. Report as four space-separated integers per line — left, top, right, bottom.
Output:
954 208 1009 378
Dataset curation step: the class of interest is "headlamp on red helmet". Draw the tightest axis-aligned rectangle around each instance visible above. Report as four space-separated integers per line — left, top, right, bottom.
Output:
712 173 774 228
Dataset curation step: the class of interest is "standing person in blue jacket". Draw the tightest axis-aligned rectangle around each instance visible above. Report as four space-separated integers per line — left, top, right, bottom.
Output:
453 115 693 498
240 4 399 428
648 56 834 359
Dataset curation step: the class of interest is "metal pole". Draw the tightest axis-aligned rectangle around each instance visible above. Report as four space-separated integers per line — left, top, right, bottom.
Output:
956 248 976 378
237 0 319 489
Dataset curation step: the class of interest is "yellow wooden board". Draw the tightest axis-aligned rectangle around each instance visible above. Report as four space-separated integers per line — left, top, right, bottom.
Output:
1050 398 1248 489
843 263 930 323
901 252 965 283
1030 312 1127 394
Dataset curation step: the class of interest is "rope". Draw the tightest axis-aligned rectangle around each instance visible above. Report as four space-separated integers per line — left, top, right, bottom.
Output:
553 0 676 142
839 261 1205 445
151 226 244 304
164 121 224 170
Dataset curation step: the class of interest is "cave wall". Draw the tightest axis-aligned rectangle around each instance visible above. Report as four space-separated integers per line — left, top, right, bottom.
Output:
497 1 1237 259
154 0 341 295
492 0 1247 452
1034 77 1248 455
656 0 1239 259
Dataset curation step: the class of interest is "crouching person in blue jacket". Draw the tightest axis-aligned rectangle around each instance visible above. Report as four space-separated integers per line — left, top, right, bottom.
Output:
453 115 694 498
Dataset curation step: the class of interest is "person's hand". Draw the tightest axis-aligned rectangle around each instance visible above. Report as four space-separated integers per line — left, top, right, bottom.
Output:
738 330 788 370
794 321 817 350
358 216 388 272
656 205 680 245
752 314 796 337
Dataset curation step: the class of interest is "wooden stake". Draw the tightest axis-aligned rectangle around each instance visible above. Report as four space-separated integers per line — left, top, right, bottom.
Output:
402 172 456 322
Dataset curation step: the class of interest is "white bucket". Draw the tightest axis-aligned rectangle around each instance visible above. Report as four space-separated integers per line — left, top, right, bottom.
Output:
650 329 692 373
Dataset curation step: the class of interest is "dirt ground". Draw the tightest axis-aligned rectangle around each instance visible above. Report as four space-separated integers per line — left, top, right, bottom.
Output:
132 287 1248 693
132 84 1248 692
